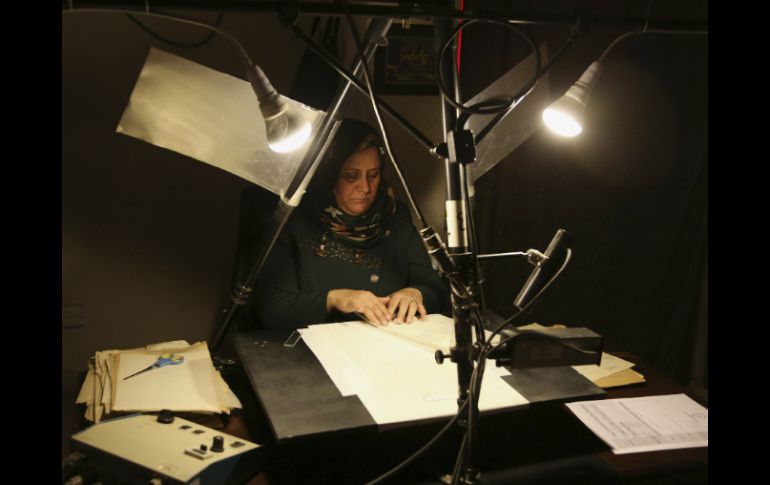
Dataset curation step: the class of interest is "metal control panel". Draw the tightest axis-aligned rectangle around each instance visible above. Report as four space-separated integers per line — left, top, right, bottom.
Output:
71 414 261 484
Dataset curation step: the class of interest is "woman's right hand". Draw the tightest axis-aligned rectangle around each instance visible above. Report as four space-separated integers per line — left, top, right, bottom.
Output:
327 289 391 326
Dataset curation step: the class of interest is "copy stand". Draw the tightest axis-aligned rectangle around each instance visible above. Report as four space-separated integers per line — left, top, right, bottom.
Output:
210 10 598 485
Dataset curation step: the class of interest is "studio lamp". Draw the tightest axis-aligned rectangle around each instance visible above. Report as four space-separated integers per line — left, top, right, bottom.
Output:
247 64 312 153
542 25 705 138
542 61 602 137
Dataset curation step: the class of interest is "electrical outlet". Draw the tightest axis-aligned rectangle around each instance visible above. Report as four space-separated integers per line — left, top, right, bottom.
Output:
62 305 86 329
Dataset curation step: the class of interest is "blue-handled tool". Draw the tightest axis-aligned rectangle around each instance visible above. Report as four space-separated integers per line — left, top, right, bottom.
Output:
123 353 185 380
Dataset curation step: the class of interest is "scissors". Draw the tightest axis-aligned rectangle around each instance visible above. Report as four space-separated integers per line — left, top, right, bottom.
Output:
123 353 185 381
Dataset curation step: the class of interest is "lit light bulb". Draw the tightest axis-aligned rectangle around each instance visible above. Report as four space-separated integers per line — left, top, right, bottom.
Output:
542 61 602 138
247 64 313 153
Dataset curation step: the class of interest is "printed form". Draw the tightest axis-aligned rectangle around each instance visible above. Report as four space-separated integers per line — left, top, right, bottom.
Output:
566 393 708 454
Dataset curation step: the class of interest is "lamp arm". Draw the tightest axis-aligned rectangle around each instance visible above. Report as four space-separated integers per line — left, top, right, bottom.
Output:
598 28 708 62
473 29 580 144
63 2 707 32
210 20 391 353
63 7 255 68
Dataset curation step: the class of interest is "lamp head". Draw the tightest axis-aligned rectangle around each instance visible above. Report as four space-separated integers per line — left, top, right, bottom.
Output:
543 61 603 137
247 64 311 153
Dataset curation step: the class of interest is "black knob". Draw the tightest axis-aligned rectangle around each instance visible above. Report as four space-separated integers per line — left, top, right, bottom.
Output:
156 409 175 424
211 436 225 453
435 350 450 364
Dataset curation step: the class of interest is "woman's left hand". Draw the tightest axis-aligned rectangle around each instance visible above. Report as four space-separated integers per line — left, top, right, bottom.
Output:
386 287 426 324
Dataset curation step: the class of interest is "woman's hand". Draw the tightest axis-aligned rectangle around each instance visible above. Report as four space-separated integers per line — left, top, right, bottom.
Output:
327 289 391 326
386 287 426 324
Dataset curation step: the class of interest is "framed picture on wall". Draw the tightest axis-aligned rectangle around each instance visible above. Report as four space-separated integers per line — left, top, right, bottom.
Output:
374 24 438 95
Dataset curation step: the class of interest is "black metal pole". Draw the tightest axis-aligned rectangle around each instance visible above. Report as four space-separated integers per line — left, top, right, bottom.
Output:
62 1 708 32
210 19 393 352
434 15 482 485
290 24 435 152
434 18 474 405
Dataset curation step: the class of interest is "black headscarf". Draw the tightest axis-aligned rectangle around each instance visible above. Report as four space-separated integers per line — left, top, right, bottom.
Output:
302 119 396 249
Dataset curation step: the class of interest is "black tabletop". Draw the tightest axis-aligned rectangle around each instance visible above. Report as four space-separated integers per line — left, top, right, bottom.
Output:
233 327 605 443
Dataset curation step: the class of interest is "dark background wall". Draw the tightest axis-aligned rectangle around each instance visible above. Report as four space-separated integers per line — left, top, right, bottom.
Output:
62 2 707 402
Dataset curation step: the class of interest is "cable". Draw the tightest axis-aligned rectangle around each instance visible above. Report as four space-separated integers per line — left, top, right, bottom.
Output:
289 23 435 151
450 431 469 485
126 11 224 48
456 247 575 462
473 27 579 142
435 19 541 116
450 308 489 485
341 2 429 229
63 8 253 68
643 0 653 33
365 399 470 485
461 246 575 449
482 248 573 357
449 245 575 481
471 302 486 347
598 28 707 63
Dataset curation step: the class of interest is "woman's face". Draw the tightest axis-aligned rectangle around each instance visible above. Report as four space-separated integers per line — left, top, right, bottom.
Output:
333 146 382 216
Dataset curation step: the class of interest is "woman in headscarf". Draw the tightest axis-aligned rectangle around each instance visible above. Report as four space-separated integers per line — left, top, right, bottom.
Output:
254 119 449 329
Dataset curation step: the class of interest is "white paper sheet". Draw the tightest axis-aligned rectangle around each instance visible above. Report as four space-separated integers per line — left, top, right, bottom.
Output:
566 393 708 454
376 313 455 353
299 318 528 424
374 314 509 377
76 368 95 404
112 342 222 414
299 325 374 397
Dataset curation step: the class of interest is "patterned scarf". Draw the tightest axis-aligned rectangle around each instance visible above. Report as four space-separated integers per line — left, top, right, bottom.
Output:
304 181 397 249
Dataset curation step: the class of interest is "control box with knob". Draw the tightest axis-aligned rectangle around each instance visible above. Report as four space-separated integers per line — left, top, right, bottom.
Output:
71 413 262 484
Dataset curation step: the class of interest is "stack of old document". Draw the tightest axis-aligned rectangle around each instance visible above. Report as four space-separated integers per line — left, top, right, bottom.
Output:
518 323 646 388
76 340 241 423
298 314 529 425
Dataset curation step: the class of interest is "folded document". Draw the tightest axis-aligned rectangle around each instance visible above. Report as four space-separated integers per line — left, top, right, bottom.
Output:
76 341 241 423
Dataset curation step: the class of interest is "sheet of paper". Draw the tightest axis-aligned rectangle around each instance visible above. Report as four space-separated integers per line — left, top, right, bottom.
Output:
374 314 509 377
572 352 635 382
301 320 528 424
566 393 708 454
76 366 95 404
300 326 374 396
376 313 455 353
594 368 646 389
112 342 221 414
92 405 104 423
145 340 191 351
103 353 116 414
95 351 111 410
214 370 243 412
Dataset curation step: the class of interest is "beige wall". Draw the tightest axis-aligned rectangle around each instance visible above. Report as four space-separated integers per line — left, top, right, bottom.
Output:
62 13 449 372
